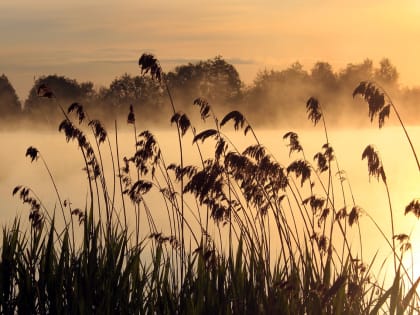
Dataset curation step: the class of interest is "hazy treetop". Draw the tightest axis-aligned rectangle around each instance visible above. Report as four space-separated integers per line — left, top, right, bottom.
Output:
1 57 417 128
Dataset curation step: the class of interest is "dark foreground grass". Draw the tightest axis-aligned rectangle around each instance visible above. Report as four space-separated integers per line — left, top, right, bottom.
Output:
1 55 420 314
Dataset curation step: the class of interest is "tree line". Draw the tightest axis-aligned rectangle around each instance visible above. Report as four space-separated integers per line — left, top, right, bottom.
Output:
1 56 418 129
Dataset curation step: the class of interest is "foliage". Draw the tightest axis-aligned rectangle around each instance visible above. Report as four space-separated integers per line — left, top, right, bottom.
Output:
3 57 420 128
98 73 162 108
22 75 95 126
166 56 242 105
0 74 21 119
1 54 420 314
25 75 95 110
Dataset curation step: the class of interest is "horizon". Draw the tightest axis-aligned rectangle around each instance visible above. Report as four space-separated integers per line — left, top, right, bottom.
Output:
2 2 420 310
2 56 418 104
2 0 420 101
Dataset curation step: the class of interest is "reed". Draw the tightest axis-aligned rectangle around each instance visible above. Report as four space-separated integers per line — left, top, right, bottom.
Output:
0 55 419 314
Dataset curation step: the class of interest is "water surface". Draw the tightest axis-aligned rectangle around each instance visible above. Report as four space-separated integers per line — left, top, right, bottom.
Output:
1 125 419 280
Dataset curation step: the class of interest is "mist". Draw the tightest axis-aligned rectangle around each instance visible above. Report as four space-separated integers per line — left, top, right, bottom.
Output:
2 125 420 281
2 54 420 310
0 57 419 131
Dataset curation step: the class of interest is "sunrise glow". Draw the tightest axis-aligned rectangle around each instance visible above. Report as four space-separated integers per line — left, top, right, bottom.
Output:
1 1 420 313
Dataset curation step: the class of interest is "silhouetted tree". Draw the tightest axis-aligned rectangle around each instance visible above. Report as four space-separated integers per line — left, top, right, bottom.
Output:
243 62 311 126
97 73 164 122
0 74 21 120
201 56 242 102
99 74 162 107
24 75 96 125
310 62 338 90
374 58 398 87
338 59 374 90
251 62 310 91
15 56 420 128
166 56 243 110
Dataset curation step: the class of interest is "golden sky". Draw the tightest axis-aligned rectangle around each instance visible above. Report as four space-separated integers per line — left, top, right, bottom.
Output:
1 0 420 99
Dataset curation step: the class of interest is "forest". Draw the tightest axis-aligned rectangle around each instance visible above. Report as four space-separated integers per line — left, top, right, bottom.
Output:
1 57 419 129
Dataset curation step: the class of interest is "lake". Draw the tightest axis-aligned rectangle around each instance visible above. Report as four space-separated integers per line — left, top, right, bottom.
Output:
1 123 420 281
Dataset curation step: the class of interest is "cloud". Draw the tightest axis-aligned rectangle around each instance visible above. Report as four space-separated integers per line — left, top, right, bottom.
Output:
226 58 257 65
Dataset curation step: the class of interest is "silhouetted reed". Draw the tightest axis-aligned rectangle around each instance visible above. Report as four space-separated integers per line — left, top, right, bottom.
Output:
354 80 420 172
139 53 188 279
2 56 420 314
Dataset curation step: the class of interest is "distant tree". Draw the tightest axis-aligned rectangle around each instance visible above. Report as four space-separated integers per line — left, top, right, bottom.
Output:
98 73 164 121
99 73 162 106
0 74 21 119
252 62 309 90
24 75 95 109
166 62 201 95
201 56 242 102
80 81 96 99
280 62 309 82
337 59 374 89
310 62 338 90
242 62 311 126
374 58 398 87
24 75 96 124
166 56 243 108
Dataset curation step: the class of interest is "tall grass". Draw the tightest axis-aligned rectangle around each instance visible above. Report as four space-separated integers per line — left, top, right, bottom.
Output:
1 54 420 314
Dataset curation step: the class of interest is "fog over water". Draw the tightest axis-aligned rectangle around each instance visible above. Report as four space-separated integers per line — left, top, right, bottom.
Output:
1 124 420 280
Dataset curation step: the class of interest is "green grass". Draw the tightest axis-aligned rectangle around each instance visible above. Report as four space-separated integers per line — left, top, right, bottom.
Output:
1 54 420 314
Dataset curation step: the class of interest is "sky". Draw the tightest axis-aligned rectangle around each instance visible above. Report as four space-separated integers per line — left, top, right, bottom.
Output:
2 0 420 285
1 0 420 100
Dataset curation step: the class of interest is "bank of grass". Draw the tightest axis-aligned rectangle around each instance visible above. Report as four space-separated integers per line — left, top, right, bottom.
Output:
1 55 420 314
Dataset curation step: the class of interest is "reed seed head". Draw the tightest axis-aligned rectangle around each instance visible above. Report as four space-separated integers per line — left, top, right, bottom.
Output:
68 102 86 124
37 83 55 98
88 119 107 144
306 97 322 126
353 81 391 128
170 112 191 136
287 160 311 187
138 53 163 83
405 199 420 218
283 131 302 157
127 104 135 124
193 97 211 121
362 145 386 183
349 206 362 226
26 146 39 162
220 110 247 131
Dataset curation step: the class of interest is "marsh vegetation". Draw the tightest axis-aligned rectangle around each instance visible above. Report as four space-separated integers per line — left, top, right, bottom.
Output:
2 56 420 130
1 54 420 314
